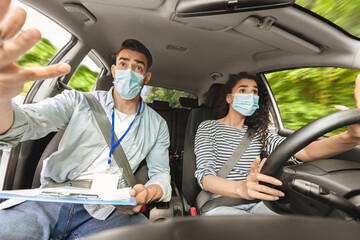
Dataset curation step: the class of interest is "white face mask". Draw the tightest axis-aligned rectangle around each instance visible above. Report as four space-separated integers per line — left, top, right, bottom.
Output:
231 93 259 116
113 69 144 100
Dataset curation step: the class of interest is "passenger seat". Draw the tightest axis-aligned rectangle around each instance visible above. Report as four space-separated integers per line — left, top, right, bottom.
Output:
170 97 198 189
181 83 224 213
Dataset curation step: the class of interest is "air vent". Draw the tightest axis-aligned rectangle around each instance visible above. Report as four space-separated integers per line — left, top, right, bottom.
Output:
166 44 188 53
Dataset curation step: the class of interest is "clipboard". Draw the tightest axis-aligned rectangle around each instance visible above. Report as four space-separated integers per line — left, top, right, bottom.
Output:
0 187 136 205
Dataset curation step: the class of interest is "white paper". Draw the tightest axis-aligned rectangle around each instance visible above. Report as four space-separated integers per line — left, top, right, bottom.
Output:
0 187 135 206
91 173 119 191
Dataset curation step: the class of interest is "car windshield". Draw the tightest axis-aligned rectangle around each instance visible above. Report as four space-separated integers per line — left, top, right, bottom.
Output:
296 0 360 38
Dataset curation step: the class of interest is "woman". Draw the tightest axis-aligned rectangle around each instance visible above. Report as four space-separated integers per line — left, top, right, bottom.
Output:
194 72 360 216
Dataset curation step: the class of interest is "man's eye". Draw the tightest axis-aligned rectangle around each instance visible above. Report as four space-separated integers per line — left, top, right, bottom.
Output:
120 62 126 67
239 89 246 93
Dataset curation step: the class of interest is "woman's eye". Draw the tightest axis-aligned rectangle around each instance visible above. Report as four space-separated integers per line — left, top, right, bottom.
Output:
136 66 142 71
239 89 246 93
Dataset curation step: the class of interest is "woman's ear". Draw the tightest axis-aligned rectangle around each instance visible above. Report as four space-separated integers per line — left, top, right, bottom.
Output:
226 93 233 104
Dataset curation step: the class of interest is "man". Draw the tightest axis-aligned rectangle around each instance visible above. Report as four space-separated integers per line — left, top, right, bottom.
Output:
0 1 170 239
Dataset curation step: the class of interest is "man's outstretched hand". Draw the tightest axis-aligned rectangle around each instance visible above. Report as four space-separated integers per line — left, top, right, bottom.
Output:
0 0 71 102
0 0 71 134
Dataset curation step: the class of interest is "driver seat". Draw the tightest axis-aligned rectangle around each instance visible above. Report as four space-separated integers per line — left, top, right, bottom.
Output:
181 83 224 211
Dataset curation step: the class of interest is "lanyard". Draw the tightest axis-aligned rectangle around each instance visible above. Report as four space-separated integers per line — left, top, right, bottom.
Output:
108 100 142 168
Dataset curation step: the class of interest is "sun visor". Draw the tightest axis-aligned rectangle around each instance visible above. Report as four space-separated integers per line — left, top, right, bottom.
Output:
234 16 322 55
175 0 295 17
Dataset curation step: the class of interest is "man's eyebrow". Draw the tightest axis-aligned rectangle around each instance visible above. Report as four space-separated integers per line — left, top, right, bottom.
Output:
118 57 145 67
238 85 258 88
118 57 130 62
134 59 145 66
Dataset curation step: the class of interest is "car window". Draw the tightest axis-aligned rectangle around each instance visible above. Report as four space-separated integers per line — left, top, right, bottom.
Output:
142 86 197 108
67 55 101 92
296 0 360 38
12 0 71 104
265 67 359 136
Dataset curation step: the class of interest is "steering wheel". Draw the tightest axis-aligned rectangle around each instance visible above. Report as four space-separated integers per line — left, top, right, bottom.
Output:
260 109 360 219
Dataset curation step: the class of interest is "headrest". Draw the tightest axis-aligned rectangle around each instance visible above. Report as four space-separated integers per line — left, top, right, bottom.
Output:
179 97 198 108
152 100 170 110
205 83 224 108
94 75 114 91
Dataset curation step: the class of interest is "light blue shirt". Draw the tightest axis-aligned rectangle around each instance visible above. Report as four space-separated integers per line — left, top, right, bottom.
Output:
0 87 171 220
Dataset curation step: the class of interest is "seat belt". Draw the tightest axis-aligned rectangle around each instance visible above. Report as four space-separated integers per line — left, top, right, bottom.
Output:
195 128 256 213
84 93 137 187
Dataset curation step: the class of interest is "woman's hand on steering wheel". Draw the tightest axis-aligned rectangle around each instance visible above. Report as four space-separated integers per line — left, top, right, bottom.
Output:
244 157 285 201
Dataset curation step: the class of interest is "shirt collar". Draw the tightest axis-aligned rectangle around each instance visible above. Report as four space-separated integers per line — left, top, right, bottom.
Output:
104 87 145 115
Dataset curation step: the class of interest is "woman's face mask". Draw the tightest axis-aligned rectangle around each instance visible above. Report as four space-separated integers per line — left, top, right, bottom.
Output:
231 93 259 116
113 69 144 100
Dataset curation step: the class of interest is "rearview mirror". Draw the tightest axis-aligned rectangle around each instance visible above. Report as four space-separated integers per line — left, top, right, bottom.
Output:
175 0 295 17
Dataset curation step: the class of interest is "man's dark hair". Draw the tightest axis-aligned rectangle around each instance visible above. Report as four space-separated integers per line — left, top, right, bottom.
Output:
117 39 153 70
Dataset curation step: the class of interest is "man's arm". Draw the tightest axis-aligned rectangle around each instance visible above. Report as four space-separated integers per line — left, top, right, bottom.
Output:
0 1 70 135
0 101 13 134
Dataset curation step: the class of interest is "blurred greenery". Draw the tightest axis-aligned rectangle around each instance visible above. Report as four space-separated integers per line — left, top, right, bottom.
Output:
144 86 197 108
17 37 99 95
296 0 360 37
17 38 58 96
68 65 99 92
266 68 359 136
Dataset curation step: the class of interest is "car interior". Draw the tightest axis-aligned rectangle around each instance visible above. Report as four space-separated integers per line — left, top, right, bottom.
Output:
2 0 360 238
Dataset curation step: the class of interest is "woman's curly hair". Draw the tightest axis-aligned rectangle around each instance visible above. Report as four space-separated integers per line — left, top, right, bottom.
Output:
213 72 271 157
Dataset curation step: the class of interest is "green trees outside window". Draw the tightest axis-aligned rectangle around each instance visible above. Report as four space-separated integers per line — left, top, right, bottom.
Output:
144 86 197 108
266 68 359 136
296 0 360 38
17 38 99 94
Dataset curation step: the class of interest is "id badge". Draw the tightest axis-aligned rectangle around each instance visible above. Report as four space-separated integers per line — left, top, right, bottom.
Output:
91 167 123 191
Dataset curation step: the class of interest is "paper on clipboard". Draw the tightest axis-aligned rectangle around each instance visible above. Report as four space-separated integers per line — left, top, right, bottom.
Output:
0 187 136 205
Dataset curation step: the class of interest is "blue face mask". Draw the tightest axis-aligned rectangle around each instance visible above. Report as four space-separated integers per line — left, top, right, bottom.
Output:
231 93 259 116
113 69 144 100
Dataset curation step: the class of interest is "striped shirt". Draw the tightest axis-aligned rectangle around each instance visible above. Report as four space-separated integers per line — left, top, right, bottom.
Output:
194 120 299 189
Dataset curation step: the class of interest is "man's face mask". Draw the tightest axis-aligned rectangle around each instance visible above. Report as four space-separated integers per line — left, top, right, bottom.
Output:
113 69 144 100
231 93 259 116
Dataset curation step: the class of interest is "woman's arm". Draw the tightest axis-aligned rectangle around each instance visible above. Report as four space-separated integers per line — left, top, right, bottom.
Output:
295 130 360 162
202 158 284 201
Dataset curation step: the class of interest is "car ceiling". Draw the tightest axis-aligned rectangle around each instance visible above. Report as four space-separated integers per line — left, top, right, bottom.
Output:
20 0 360 98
